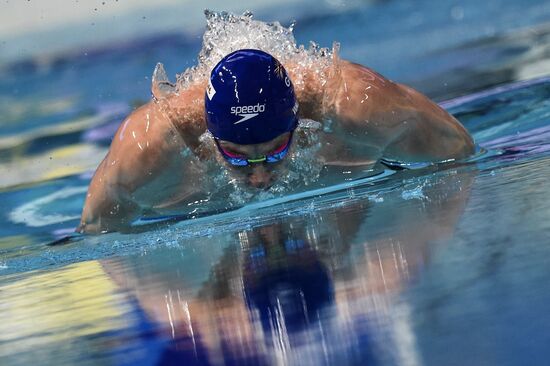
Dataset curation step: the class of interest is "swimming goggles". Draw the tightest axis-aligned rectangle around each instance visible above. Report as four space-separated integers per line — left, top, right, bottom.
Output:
215 132 293 167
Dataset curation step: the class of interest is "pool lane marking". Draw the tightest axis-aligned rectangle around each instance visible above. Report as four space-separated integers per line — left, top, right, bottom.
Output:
9 186 88 227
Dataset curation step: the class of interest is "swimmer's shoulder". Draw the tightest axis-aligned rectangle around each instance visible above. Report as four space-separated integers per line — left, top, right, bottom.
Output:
158 81 209 148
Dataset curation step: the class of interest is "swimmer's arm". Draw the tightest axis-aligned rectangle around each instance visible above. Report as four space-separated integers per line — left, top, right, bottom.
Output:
78 157 141 234
78 101 185 234
324 60 475 163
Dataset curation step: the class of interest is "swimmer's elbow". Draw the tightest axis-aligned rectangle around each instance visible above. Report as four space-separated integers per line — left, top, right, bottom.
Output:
78 184 139 234
456 133 476 158
383 119 475 163
76 221 104 235
77 205 137 234
436 116 476 160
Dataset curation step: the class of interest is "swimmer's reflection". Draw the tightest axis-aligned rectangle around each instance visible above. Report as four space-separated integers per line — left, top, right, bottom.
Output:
101 168 474 365
243 240 332 336
208 225 336 342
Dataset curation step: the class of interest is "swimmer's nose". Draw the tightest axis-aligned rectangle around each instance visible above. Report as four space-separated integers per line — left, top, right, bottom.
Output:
248 166 275 189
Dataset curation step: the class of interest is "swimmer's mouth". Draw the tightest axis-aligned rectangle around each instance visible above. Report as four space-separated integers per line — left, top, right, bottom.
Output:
226 166 279 190
248 180 275 190
246 169 277 190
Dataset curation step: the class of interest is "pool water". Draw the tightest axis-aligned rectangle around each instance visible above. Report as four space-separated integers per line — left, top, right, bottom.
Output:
1 4 550 366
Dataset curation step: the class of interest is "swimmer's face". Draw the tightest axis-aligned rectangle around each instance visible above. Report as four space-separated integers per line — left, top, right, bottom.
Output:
217 132 292 189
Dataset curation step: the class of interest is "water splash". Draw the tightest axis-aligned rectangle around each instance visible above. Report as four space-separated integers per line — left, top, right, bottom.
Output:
401 186 427 201
173 10 335 91
151 62 176 101
148 11 343 209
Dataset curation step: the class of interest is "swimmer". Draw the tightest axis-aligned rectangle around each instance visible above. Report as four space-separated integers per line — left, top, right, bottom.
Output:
78 49 474 234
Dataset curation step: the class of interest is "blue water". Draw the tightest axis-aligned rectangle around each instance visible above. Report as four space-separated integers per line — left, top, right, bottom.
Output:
1 2 550 366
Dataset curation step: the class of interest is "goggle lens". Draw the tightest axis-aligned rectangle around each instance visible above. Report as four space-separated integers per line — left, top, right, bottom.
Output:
216 132 293 166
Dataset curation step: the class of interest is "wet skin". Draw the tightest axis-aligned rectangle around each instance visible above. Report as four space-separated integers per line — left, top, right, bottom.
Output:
78 57 475 234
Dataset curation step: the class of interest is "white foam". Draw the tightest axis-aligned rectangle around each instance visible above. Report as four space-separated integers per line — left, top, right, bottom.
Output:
173 10 335 91
153 11 339 207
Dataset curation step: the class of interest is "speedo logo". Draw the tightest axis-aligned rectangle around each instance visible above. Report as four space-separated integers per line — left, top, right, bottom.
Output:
231 103 266 125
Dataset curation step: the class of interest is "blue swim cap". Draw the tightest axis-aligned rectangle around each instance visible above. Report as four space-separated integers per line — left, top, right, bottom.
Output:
205 49 298 145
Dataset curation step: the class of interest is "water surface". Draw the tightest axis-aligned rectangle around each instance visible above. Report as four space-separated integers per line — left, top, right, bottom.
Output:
1 4 550 366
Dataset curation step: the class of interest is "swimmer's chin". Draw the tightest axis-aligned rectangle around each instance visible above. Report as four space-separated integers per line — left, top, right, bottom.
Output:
248 182 275 191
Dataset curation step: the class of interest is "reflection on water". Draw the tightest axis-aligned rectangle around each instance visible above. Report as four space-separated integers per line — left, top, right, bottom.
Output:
1 76 550 364
1 79 549 365
0 168 473 365
1 2 550 364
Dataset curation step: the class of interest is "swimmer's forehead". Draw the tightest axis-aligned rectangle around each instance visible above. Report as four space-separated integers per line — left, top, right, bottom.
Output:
218 132 290 153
